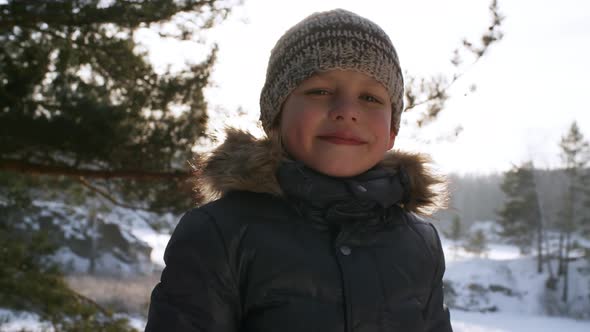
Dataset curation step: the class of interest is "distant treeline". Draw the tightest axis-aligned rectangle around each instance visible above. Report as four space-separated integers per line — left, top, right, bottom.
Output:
435 168 587 228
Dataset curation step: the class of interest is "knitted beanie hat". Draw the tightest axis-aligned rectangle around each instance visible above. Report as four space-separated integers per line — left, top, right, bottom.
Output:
259 9 404 135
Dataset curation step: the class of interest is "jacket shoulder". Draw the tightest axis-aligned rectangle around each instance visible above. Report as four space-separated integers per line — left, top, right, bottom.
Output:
401 212 444 259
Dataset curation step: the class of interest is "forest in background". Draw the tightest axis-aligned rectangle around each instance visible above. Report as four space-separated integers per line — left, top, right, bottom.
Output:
438 166 586 230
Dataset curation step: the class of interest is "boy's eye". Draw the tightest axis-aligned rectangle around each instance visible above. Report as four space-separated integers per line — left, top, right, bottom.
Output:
305 89 332 96
360 94 383 104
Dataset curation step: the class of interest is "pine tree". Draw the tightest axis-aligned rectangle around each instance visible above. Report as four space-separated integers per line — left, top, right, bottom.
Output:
531 165 547 273
0 0 235 174
448 215 463 242
0 0 237 327
465 229 488 258
557 121 589 302
443 215 463 258
496 161 542 254
582 168 590 237
0 0 237 211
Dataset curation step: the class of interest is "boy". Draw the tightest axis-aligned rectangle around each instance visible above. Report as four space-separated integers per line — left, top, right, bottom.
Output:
146 8 452 332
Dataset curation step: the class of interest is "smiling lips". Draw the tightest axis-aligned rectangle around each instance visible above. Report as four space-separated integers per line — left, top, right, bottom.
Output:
317 132 366 145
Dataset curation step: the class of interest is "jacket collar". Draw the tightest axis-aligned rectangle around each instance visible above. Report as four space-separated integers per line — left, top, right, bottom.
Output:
193 128 447 217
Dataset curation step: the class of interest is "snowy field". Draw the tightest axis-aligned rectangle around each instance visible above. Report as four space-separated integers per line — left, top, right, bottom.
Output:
2 221 589 331
441 221 590 331
0 309 146 332
3 308 589 332
452 310 590 331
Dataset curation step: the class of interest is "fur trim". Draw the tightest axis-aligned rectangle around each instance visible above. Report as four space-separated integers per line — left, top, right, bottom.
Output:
193 128 286 201
193 128 447 216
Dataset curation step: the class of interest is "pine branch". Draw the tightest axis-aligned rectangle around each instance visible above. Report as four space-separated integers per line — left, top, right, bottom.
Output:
0 158 191 180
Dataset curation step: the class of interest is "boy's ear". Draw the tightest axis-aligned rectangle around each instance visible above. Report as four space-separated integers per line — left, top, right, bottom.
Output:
387 130 396 150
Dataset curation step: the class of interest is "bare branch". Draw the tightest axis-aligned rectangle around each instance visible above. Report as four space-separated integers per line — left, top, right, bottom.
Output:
76 176 165 213
404 0 504 128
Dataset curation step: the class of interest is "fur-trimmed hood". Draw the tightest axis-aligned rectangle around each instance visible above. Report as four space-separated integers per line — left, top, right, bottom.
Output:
193 129 447 216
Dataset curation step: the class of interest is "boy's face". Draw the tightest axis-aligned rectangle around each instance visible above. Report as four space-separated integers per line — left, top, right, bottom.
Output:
279 70 396 177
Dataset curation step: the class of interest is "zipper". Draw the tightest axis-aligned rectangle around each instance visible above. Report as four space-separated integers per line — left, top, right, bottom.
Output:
332 226 353 332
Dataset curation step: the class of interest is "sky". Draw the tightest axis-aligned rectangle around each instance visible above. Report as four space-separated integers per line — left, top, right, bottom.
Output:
137 0 590 175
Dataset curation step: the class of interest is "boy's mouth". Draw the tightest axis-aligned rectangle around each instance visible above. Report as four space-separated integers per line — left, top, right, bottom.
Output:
317 133 366 145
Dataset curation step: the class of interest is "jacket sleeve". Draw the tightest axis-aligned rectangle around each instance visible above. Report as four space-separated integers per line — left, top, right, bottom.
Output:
424 223 453 332
145 209 240 332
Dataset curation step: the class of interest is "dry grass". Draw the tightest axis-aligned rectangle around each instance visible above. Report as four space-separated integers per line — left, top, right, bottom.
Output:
66 272 161 316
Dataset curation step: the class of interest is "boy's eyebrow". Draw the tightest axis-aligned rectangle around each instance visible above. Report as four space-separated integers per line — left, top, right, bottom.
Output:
312 71 384 88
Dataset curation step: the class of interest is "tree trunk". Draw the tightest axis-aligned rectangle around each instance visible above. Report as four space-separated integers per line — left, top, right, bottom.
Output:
557 232 564 275
561 175 576 300
536 219 543 273
543 230 555 279
561 232 571 302
532 168 545 274
87 210 97 275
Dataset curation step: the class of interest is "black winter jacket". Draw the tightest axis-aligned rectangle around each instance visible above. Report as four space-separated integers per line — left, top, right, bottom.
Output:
145 130 452 332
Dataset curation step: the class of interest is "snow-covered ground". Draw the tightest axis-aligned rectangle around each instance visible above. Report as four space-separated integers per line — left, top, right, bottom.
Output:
108 221 590 331
3 220 589 331
0 309 146 332
452 310 590 332
131 226 171 267
0 309 42 332
3 309 588 332
445 249 590 331
129 220 590 331
440 221 590 331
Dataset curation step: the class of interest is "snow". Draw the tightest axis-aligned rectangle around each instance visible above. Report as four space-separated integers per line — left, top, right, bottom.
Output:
51 247 91 272
3 218 589 330
129 220 590 330
447 242 521 261
117 314 147 331
446 253 541 314
131 227 171 266
0 309 146 332
442 232 590 317
440 220 590 330
3 309 589 332
0 309 50 332
30 198 176 274
452 311 590 332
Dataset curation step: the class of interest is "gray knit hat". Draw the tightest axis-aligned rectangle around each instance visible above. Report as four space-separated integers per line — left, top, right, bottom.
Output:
259 9 404 135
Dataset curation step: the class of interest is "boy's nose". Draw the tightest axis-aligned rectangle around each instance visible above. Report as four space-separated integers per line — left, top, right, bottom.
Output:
329 98 360 122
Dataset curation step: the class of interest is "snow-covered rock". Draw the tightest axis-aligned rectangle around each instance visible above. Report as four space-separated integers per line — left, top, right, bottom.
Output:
9 198 179 277
440 222 590 319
